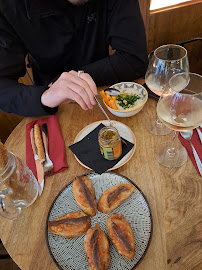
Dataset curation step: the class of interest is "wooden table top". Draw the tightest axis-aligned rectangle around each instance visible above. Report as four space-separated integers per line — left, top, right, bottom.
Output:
0 88 201 270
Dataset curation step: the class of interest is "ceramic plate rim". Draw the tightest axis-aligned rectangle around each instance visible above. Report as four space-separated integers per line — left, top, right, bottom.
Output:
45 171 153 270
73 120 136 171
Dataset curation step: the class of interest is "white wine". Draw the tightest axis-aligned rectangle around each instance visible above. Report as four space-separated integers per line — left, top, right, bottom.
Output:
169 74 189 92
157 93 202 131
146 73 189 96
145 73 164 96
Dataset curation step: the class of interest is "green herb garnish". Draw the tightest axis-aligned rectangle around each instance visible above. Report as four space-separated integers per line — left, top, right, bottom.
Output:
116 94 140 109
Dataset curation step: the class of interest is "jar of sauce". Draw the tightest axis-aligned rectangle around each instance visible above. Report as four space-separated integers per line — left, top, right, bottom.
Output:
98 126 122 160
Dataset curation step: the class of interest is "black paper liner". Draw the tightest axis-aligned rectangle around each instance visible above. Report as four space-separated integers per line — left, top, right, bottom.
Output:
69 123 134 174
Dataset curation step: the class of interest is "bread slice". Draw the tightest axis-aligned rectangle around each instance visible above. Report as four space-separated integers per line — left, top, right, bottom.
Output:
34 124 45 163
98 184 135 213
107 213 135 259
73 175 97 216
48 211 91 239
84 224 110 270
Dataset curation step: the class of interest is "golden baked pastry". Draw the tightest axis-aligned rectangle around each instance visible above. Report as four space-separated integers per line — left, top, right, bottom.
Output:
48 211 91 239
84 224 110 270
98 184 135 213
34 124 45 163
73 175 97 216
107 213 135 259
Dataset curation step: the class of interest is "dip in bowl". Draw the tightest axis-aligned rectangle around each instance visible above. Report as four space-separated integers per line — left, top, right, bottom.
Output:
102 82 148 117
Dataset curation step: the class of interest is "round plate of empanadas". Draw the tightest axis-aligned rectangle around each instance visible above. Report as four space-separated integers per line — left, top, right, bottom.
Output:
46 172 152 270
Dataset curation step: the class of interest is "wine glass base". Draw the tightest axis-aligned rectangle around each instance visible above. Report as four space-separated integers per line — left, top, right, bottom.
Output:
146 117 173 136
155 142 187 168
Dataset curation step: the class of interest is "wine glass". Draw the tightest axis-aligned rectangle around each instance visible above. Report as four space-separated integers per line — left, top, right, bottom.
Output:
145 44 189 135
155 72 202 168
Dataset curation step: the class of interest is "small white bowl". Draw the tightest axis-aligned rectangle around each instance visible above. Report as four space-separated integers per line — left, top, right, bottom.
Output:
103 82 148 117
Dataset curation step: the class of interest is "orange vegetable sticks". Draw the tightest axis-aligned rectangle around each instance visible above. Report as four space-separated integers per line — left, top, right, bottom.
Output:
100 90 118 109
100 90 106 99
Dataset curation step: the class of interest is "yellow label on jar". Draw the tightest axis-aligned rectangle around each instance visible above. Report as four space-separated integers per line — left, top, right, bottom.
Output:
100 141 122 160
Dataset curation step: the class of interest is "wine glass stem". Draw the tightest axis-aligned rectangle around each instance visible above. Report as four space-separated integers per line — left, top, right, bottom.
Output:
167 131 178 157
156 119 162 126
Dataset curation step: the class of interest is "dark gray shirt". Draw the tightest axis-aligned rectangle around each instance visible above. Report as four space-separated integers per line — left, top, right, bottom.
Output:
0 0 148 116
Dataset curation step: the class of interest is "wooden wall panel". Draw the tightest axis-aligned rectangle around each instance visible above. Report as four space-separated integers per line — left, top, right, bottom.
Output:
148 1 202 51
138 0 150 39
148 1 202 74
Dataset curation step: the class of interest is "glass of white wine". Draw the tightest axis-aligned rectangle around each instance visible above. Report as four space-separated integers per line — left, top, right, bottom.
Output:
145 44 189 135
155 72 202 168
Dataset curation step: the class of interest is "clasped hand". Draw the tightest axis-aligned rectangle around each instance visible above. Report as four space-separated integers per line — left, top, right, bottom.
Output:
41 70 97 110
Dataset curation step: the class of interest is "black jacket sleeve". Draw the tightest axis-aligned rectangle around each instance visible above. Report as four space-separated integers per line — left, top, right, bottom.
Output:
0 11 57 116
82 0 148 86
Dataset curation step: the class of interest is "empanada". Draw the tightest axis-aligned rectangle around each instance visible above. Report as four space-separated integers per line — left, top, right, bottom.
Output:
48 211 91 238
84 224 110 270
107 213 135 259
73 175 97 216
98 184 134 213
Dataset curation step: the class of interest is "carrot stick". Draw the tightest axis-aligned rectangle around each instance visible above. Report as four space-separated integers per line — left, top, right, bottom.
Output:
100 90 106 99
112 99 118 109
109 99 114 109
109 99 118 109
104 97 109 106
105 92 111 102
104 93 111 106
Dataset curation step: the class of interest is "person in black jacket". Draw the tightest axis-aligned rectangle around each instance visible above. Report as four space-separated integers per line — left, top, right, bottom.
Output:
0 0 148 116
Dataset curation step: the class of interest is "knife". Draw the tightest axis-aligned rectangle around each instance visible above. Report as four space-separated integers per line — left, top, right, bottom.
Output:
30 127 45 196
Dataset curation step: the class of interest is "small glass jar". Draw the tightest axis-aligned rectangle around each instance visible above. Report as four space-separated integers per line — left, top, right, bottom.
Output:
0 151 38 220
98 126 122 160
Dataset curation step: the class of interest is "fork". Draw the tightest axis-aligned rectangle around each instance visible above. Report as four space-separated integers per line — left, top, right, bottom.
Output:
42 123 54 177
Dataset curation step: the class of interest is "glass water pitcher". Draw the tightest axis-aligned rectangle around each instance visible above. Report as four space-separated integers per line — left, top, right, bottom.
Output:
0 151 38 220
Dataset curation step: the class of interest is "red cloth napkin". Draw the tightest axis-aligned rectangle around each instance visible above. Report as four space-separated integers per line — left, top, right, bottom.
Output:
26 114 68 179
178 127 202 176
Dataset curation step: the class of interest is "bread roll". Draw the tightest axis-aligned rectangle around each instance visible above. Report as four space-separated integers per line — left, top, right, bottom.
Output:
73 175 97 216
34 124 45 163
98 184 135 213
107 213 135 259
48 211 91 239
84 224 110 270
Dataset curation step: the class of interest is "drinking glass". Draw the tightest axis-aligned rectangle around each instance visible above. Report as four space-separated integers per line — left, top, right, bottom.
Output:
155 72 202 168
0 151 39 220
145 44 189 135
